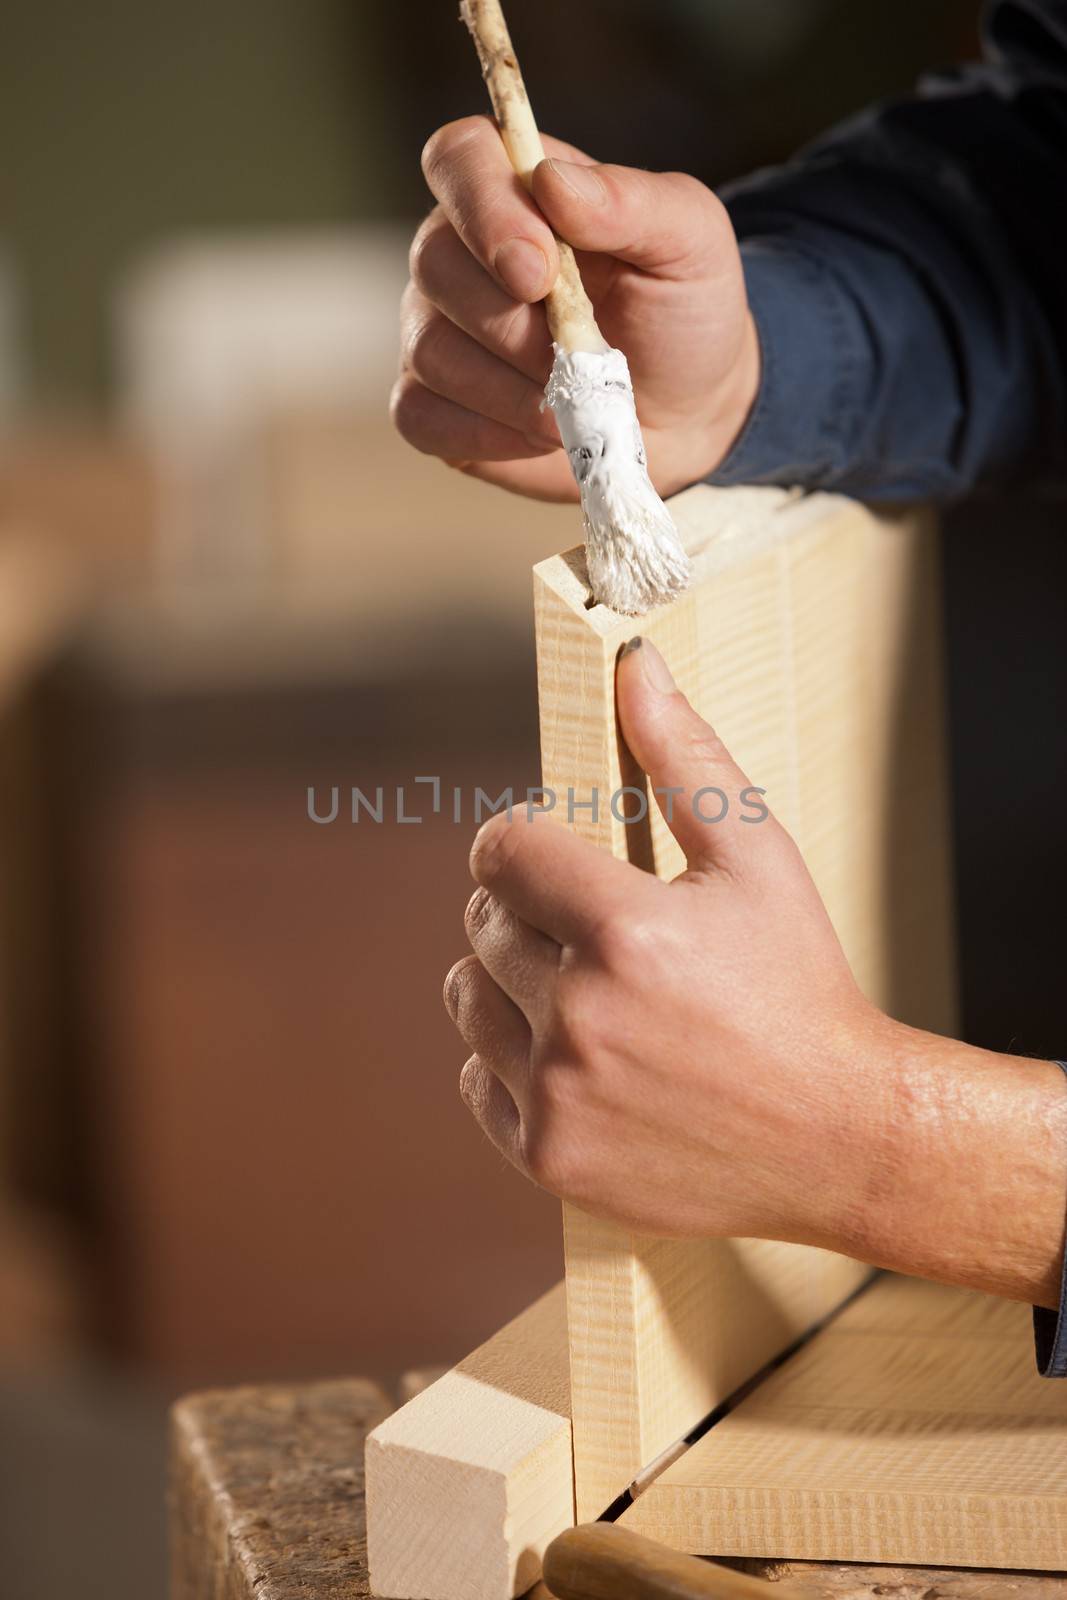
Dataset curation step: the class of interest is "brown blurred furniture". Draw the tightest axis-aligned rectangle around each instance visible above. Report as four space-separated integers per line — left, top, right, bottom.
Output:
0 425 155 581
0 425 154 1365
64 618 564 1388
169 1377 1067 1600
0 407 577 1390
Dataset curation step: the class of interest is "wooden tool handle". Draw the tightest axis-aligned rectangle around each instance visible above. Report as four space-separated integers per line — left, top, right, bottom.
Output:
460 0 606 353
543 1524 813 1600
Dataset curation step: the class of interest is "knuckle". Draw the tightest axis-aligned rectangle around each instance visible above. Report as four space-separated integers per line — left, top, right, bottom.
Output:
521 1121 570 1191
521 1088 590 1195
389 374 419 440
443 953 478 1016
686 725 733 771
748 817 800 886
405 309 451 386
469 812 523 887
463 886 494 939
661 173 732 268
397 279 422 346
518 385 554 443
663 170 721 226
665 169 714 207
397 294 426 369
549 974 603 1060
458 1053 486 1110
420 124 458 187
696 181 730 231
421 116 485 189
686 182 734 264
408 209 448 292
485 297 550 384
492 298 529 356
588 911 649 973
703 186 731 234
443 959 462 1012
389 375 434 452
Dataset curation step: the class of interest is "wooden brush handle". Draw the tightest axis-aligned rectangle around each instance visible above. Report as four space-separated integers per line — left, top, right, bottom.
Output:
460 0 607 354
543 1524 814 1600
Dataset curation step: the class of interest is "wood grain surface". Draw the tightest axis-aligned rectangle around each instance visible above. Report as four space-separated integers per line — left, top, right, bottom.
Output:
365 1284 573 1600
170 1368 1067 1600
534 485 957 1520
623 1274 1067 1569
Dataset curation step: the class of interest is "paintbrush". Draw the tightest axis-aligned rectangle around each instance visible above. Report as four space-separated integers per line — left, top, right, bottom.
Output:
460 0 692 617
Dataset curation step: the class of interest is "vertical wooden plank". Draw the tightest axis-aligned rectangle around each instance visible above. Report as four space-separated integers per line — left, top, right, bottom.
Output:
534 485 955 1520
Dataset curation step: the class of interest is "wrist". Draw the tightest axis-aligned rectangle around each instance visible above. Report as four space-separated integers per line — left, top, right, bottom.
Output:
827 1023 1067 1306
816 1013 930 1265
779 1006 910 1259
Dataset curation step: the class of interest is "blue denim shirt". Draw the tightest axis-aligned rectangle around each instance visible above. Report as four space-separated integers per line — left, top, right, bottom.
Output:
707 1 1067 1373
712 0 1067 502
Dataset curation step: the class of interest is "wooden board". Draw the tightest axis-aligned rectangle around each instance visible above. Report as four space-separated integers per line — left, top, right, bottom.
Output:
170 1364 1067 1600
623 1272 1067 1569
365 1283 573 1600
533 485 957 1520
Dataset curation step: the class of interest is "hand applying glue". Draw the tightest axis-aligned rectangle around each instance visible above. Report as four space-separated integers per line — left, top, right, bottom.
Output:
398 128 758 503
450 0 700 614
398 124 758 493
443 638 1067 1313
395 12 758 611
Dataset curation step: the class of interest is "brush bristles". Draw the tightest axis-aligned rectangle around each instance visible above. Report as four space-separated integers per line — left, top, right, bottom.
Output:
583 475 691 618
543 347 691 616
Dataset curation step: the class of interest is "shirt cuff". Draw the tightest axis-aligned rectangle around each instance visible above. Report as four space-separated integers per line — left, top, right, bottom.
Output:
708 239 866 490
1034 1060 1067 1376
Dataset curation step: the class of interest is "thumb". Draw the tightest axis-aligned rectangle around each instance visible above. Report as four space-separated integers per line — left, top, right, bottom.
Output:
615 637 771 874
531 158 727 277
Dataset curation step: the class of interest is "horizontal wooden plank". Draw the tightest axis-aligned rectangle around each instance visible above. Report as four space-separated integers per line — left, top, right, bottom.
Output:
624 1274 1067 1570
168 1359 1067 1600
365 1284 572 1600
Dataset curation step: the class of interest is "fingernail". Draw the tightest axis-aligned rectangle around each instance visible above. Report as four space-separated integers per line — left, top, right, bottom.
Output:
494 237 549 300
635 637 676 694
546 158 606 206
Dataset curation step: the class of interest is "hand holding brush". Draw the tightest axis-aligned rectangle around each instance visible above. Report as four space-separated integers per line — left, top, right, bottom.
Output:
395 10 760 613
460 0 693 614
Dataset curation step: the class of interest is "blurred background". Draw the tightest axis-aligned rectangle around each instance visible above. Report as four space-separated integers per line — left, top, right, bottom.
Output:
7 2 1059 1597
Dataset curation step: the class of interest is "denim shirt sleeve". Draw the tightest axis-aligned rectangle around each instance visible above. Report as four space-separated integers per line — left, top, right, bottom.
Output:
708 0 1067 501
1033 1060 1067 1377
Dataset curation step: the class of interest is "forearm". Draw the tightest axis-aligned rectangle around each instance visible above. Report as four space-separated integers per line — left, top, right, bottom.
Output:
831 1025 1067 1309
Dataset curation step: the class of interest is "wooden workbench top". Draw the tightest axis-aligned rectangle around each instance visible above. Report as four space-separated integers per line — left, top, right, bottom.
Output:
170 1378 391 1600
170 1377 1067 1600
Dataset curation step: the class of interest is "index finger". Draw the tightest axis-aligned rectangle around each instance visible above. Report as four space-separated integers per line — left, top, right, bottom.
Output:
421 117 594 302
469 809 655 946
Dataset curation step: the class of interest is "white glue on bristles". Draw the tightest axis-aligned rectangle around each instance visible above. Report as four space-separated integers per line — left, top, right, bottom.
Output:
543 345 691 617
460 0 691 616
